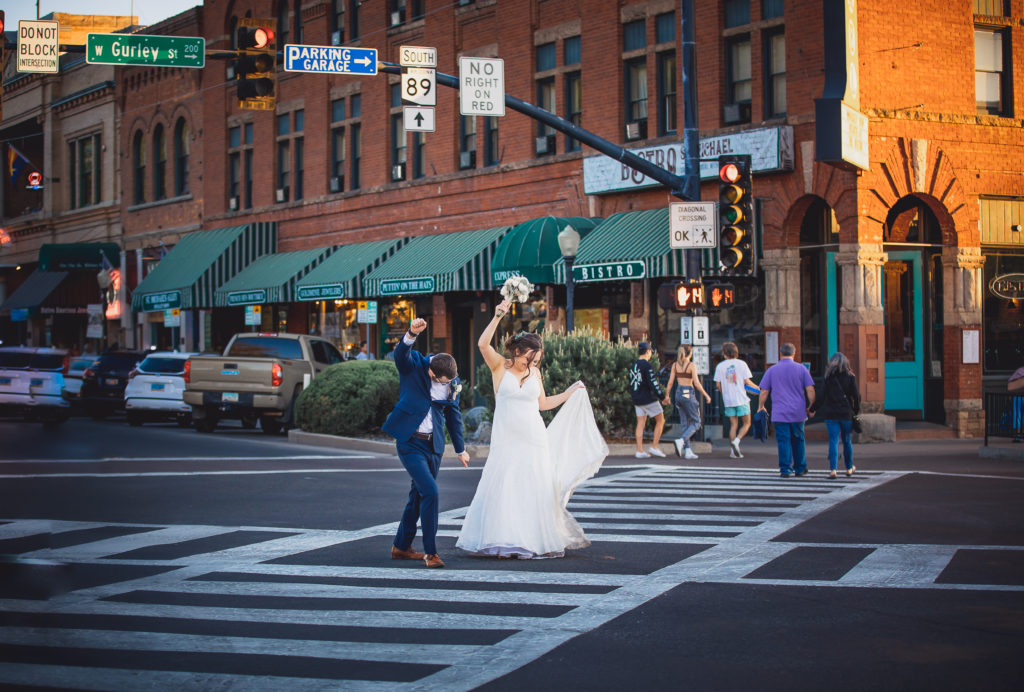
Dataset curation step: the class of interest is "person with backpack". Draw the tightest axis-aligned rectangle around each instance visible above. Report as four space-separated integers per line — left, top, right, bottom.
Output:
629 342 667 459
808 352 861 478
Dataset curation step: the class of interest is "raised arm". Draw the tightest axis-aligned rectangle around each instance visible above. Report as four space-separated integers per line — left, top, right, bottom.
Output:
478 300 512 372
537 371 585 411
393 318 427 374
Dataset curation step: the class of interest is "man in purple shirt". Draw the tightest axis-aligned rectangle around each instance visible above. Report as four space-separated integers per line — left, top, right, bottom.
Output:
757 343 816 477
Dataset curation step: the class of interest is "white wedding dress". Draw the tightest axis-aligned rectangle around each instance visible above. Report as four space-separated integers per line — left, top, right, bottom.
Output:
456 370 609 559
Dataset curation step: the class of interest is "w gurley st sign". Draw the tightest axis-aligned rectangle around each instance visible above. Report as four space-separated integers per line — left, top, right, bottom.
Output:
86 33 205 68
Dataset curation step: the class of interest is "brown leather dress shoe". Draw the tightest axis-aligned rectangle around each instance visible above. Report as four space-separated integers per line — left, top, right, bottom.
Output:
391 545 426 560
423 553 445 568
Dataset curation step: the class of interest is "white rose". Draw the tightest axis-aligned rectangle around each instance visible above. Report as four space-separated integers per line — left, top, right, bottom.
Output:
454 383 463 394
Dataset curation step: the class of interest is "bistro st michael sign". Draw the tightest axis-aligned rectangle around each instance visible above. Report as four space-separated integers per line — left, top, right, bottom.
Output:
989 273 1024 300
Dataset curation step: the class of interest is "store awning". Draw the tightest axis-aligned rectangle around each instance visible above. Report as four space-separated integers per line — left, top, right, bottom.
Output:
0 270 68 312
361 227 512 297
214 247 337 306
552 208 708 283
490 216 601 285
131 223 277 312
295 239 407 301
38 242 119 271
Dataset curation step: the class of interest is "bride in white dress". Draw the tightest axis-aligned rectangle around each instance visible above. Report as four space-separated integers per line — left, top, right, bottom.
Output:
456 300 609 559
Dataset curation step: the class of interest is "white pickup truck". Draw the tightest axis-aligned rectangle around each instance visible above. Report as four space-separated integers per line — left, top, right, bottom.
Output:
183 333 344 434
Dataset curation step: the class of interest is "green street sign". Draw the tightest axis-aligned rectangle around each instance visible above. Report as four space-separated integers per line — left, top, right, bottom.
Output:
572 261 646 283
297 284 344 301
379 277 435 295
86 33 206 68
141 291 181 312
227 289 267 306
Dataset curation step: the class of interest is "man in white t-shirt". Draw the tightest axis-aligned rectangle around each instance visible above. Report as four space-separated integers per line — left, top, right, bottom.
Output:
713 341 758 458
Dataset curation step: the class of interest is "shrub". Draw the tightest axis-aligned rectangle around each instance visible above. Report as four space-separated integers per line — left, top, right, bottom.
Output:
473 328 663 437
295 360 400 436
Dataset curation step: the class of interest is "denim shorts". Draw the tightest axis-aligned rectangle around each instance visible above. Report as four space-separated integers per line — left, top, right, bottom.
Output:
723 402 751 417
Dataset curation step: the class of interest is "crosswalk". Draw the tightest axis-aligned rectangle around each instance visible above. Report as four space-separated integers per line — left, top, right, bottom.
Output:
1 465 1019 690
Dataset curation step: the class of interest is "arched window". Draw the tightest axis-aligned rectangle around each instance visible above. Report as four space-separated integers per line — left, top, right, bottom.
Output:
174 118 190 196
277 2 289 47
132 130 146 205
229 16 238 49
153 124 166 201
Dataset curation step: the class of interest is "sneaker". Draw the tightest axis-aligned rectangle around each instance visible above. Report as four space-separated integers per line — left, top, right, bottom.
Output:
729 437 741 457
648 447 667 458
684 448 699 460
673 438 685 457
780 472 794 478
635 451 651 459
729 448 743 459
795 469 809 477
846 465 856 477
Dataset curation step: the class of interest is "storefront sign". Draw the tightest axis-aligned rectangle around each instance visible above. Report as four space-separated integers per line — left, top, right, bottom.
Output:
492 269 522 283
989 273 1024 300
86 304 103 338
141 291 181 312
572 261 646 283
39 306 89 315
379 277 435 295
297 284 345 301
164 308 180 328
582 126 794 195
245 305 262 326
227 289 267 306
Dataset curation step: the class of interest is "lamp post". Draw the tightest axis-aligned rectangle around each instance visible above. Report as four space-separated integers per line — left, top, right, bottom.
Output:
557 224 581 333
96 268 111 349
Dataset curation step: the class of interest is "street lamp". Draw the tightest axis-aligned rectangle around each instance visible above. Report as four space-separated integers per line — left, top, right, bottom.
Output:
96 268 112 349
557 224 581 333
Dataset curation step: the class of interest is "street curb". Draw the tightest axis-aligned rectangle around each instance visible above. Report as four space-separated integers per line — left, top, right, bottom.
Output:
287 429 712 459
977 444 1024 460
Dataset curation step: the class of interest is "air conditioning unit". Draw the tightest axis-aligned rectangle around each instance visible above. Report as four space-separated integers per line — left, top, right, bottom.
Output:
331 30 342 46
625 120 647 141
392 164 406 181
226 64 235 80
460 151 476 169
535 134 556 155
276 187 289 203
228 196 239 211
723 102 752 125
390 11 402 26
329 176 343 193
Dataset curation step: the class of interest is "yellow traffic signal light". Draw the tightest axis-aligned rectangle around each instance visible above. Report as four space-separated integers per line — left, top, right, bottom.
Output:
234 19 277 110
717 155 754 276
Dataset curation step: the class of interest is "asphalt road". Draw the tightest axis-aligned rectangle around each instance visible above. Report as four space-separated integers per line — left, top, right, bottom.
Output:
0 417 1022 690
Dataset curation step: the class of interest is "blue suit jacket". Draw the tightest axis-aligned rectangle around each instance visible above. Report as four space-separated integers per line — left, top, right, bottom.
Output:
382 336 466 456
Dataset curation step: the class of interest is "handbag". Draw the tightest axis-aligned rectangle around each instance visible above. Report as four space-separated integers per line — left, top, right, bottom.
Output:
851 415 863 434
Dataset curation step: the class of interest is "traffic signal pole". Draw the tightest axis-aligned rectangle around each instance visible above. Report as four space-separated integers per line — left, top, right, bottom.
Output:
681 0 702 284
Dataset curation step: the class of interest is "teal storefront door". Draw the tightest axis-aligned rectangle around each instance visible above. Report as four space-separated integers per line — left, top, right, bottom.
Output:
883 251 924 413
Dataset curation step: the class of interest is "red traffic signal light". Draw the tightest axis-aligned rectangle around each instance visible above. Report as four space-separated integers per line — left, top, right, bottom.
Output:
717 154 754 276
234 19 277 110
719 162 740 184
238 26 274 50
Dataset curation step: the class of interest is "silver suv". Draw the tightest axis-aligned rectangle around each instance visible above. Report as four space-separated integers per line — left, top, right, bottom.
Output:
0 346 71 424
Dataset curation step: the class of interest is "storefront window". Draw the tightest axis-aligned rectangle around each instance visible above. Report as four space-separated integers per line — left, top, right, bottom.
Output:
383 299 416 356
307 299 361 357
983 249 1024 372
499 292 547 336
883 260 915 362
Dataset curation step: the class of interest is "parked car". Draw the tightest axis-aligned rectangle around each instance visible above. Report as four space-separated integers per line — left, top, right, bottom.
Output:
184 333 343 434
62 353 100 404
78 350 146 419
124 351 196 427
0 346 71 424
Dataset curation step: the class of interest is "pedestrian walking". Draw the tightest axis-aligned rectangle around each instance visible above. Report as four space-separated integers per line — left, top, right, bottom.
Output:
712 341 758 458
663 344 712 459
629 342 667 458
382 317 470 568
808 352 861 478
355 340 375 360
756 343 816 477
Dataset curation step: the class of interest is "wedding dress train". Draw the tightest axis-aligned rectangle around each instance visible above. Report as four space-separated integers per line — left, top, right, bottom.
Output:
456 370 608 559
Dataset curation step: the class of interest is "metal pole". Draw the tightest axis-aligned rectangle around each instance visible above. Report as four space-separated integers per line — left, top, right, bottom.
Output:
681 0 702 282
564 256 575 333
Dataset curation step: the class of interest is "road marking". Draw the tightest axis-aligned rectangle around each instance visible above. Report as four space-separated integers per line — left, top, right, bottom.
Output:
1 466 1021 691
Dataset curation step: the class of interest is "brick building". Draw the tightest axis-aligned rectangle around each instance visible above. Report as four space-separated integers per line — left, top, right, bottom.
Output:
4 1 1023 436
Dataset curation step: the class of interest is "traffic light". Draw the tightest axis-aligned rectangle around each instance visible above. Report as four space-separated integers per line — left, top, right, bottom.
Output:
717 154 754 276
706 282 736 312
234 19 277 110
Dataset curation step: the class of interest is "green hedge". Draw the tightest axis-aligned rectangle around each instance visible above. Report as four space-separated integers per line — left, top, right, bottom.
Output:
295 360 400 436
474 328 664 437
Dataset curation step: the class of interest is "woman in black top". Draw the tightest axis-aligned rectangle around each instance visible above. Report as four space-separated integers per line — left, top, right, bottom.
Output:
809 352 861 478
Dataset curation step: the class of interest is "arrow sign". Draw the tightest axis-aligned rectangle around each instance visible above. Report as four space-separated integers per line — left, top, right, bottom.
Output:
283 44 378 74
404 106 435 132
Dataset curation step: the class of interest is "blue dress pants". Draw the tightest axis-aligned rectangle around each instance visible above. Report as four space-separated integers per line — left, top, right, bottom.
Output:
394 436 441 555
774 421 807 475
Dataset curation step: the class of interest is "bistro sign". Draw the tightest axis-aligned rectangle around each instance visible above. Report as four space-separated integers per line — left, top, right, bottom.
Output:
989 273 1024 300
297 284 345 301
583 126 794 195
572 261 646 283
379 277 436 295
141 291 181 312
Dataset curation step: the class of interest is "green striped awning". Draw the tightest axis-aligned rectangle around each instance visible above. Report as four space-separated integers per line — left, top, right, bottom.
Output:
214 247 337 306
294 239 407 301
552 208 715 282
490 216 600 285
131 223 277 311
362 227 512 296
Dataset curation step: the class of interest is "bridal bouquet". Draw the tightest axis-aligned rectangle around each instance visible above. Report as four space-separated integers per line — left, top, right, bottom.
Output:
497 276 534 316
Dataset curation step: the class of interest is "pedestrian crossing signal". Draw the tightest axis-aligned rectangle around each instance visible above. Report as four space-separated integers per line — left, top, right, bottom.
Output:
706 282 736 312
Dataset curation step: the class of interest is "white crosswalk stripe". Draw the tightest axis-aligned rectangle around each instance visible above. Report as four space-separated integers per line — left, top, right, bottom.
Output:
0 465 1017 691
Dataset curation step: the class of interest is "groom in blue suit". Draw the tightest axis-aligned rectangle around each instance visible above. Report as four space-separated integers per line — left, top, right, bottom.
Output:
383 317 469 568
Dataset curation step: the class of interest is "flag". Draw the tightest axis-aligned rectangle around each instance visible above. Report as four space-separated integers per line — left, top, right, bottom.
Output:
7 144 29 186
100 250 115 272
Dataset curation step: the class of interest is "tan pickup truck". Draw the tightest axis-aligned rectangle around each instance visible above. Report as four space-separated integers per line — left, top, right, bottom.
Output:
183 333 344 434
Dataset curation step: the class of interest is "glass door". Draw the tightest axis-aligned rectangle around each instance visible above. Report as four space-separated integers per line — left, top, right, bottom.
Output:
883 251 924 414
